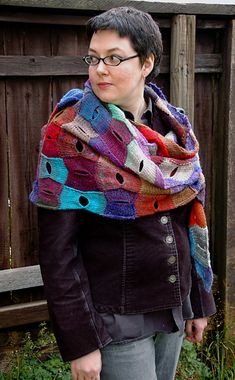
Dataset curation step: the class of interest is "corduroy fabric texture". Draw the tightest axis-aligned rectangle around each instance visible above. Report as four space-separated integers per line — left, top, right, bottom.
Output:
30 80 213 292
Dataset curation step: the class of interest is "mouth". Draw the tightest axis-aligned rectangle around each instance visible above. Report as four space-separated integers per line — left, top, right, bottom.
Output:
97 82 112 89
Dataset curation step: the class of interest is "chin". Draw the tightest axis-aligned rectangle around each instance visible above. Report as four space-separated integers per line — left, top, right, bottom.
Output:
96 94 116 104
92 88 116 104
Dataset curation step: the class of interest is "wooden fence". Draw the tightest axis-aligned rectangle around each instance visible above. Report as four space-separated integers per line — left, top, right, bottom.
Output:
0 0 234 346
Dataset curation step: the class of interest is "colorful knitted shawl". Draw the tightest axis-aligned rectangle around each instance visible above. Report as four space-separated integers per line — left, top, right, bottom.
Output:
30 80 213 292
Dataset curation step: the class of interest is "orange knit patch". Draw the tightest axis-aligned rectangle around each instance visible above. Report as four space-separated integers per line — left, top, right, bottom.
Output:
189 200 207 228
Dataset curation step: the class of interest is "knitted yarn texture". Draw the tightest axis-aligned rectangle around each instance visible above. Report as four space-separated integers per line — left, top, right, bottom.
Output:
30 81 213 292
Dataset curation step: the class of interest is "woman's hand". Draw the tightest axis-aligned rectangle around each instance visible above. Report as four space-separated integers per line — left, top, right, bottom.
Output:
71 349 102 380
185 317 208 343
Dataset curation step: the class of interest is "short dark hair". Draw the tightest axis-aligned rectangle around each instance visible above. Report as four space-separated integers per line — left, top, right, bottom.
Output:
86 7 163 82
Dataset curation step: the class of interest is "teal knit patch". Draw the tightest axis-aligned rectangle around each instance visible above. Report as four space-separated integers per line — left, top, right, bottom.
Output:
39 155 68 184
60 186 107 213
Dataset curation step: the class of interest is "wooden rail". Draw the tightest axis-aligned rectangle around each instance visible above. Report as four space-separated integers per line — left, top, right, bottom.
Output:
0 265 43 292
0 265 49 329
0 54 222 76
0 0 234 15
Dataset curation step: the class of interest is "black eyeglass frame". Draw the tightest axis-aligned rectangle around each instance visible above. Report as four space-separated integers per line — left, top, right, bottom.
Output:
82 54 139 66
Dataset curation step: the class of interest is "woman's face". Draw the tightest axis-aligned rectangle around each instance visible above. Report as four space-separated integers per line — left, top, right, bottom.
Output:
88 29 153 110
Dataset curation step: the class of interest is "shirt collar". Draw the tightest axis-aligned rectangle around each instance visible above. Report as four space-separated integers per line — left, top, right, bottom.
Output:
121 95 153 126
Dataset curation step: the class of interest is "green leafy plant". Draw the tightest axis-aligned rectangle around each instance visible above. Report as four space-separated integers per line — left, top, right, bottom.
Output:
176 328 235 380
0 323 71 380
176 339 211 380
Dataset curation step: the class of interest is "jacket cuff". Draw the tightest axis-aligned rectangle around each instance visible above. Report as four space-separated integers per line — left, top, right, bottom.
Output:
190 265 216 319
48 301 112 362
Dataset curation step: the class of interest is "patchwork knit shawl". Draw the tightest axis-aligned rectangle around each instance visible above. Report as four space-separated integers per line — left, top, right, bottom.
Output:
30 80 213 292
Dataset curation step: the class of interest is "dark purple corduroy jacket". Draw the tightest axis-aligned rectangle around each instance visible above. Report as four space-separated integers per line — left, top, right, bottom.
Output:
38 88 216 361
38 205 216 361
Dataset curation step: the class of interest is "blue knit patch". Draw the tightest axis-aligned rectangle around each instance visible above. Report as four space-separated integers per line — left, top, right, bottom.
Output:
79 93 111 134
58 89 84 109
188 226 213 292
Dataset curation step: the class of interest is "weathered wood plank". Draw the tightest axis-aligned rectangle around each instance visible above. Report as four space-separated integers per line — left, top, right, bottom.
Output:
0 78 12 310
0 80 10 270
225 19 235 340
0 54 222 76
51 24 88 106
4 24 52 269
196 19 227 29
0 0 234 16
211 18 235 341
6 78 51 268
0 11 227 30
0 301 49 328
195 54 222 73
0 12 90 25
0 30 11 279
196 28 223 55
194 74 215 228
170 15 196 124
0 56 88 76
0 265 43 292
0 11 170 28
3 23 24 55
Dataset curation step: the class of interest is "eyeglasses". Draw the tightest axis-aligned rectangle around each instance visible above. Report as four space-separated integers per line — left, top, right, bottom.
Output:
82 54 139 67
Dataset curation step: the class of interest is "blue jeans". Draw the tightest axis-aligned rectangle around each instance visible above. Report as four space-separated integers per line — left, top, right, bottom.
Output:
100 330 184 380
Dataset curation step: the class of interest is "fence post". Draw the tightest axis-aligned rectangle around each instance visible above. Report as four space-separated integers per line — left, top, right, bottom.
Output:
0 83 10 271
224 19 235 340
170 14 196 125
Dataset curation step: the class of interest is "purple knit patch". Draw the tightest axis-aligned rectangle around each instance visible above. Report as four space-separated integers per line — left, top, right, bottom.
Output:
105 189 137 219
38 178 63 207
64 157 98 191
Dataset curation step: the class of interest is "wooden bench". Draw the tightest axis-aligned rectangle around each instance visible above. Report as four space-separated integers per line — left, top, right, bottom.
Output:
0 265 49 329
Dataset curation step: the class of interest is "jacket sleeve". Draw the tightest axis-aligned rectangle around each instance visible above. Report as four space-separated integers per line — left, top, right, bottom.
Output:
38 208 112 362
190 258 216 319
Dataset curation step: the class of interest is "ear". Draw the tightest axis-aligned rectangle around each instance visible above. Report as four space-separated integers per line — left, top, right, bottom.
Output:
142 53 155 79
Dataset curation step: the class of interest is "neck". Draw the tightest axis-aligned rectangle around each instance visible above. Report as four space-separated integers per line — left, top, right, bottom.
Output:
121 95 147 123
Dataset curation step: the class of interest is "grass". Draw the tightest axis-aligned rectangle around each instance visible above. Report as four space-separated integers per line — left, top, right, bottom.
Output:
0 322 234 379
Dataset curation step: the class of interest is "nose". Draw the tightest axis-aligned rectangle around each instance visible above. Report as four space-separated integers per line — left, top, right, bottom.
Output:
95 60 109 75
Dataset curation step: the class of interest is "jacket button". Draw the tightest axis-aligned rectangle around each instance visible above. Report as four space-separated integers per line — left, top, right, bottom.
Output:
160 216 168 224
165 235 173 244
168 255 176 265
168 275 177 283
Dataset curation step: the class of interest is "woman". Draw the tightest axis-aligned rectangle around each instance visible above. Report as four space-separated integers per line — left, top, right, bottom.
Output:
30 7 216 380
